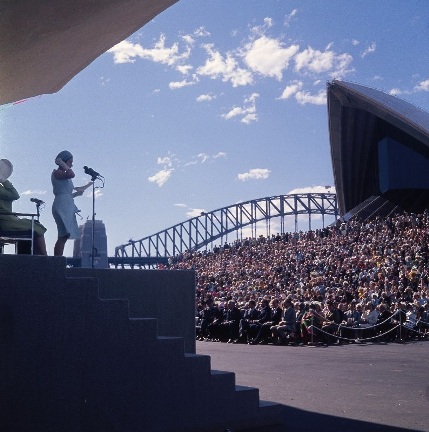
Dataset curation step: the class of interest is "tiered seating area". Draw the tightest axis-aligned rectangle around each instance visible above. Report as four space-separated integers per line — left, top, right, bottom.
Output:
170 212 429 346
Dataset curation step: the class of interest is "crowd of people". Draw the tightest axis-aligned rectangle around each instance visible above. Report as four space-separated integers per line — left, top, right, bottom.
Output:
169 212 429 346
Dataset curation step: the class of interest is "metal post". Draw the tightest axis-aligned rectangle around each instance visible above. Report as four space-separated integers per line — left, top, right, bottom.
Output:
91 181 96 268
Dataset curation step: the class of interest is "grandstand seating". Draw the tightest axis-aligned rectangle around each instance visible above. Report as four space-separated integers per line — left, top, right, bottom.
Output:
170 212 429 346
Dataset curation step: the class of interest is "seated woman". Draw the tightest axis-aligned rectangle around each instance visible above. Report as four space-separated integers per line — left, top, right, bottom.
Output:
0 159 47 255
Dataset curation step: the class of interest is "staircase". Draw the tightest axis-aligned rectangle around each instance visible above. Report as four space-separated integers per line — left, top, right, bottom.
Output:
0 255 284 432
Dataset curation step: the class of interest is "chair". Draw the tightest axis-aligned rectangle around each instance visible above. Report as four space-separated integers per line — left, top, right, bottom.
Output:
0 212 37 255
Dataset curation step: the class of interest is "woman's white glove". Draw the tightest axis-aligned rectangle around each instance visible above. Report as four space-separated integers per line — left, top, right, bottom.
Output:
55 157 69 171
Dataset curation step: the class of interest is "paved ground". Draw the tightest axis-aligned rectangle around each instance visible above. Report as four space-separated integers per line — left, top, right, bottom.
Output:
197 340 429 432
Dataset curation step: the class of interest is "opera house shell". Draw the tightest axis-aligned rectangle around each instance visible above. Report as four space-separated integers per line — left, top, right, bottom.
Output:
328 80 429 218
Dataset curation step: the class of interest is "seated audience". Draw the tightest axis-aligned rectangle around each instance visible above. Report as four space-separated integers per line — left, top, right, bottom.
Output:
168 211 429 345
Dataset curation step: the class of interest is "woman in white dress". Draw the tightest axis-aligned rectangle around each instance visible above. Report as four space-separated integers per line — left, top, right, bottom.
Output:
51 151 91 256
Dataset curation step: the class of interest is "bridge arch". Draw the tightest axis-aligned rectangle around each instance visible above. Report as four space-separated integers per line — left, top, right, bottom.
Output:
114 193 338 265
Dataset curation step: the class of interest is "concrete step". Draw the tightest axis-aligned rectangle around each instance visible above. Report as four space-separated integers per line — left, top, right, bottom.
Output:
184 352 212 376
98 298 130 321
128 317 159 339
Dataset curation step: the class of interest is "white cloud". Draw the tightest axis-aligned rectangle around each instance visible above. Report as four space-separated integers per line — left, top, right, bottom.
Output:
213 152 227 159
223 106 245 120
284 9 298 27
330 53 354 78
278 80 303 99
389 88 403 96
361 42 376 58
246 93 259 103
243 36 299 80
242 112 258 125
181 34 195 46
108 17 356 112
264 17 274 28
294 46 353 78
90 189 103 199
176 64 193 75
108 34 190 66
250 17 274 36
237 168 271 181
174 203 187 208
107 40 141 64
169 79 196 89
20 189 46 196
295 47 332 73
194 26 210 37
157 156 173 166
295 89 327 105
186 208 207 218
196 93 215 102
415 79 429 92
197 44 254 87
148 168 174 187
197 153 209 163
287 185 336 194
389 79 429 96
184 152 226 166
352 39 360 46
222 93 259 124
85 188 103 199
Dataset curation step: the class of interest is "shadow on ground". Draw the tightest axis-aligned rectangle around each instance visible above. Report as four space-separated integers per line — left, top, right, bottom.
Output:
258 405 423 432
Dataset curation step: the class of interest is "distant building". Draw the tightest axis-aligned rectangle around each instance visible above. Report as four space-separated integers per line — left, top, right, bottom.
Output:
73 220 108 268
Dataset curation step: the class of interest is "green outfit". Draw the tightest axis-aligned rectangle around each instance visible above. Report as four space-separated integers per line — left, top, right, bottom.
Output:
0 180 46 236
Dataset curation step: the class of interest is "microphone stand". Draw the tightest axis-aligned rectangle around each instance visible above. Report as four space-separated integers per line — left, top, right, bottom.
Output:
90 175 98 268
91 179 96 268
35 202 41 221
84 167 104 268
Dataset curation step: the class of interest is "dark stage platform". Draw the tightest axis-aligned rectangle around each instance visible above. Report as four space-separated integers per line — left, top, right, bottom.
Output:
198 340 429 432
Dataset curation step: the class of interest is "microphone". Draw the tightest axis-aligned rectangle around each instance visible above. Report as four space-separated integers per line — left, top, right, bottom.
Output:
30 198 45 205
84 166 101 180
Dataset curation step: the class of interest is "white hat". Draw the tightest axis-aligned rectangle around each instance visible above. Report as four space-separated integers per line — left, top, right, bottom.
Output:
0 159 13 182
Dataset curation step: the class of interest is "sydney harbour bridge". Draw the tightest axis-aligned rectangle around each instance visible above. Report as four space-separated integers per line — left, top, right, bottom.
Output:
112 192 338 268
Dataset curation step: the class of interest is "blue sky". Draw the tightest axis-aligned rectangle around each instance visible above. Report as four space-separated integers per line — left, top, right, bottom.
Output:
1 0 429 256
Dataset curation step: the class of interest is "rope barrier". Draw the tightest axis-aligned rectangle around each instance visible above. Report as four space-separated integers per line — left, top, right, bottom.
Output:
302 308 429 344
310 321 428 344
196 309 429 346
